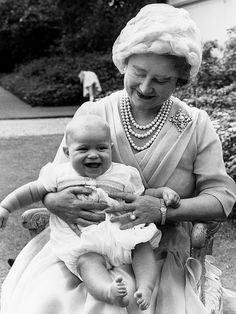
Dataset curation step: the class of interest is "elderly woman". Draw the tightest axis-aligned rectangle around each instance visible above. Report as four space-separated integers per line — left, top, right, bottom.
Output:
1 4 235 314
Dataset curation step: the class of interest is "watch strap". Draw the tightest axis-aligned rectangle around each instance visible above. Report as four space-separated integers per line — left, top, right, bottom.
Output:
159 199 167 225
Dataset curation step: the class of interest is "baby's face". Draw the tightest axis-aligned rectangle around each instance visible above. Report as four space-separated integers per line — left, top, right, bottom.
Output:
67 126 112 178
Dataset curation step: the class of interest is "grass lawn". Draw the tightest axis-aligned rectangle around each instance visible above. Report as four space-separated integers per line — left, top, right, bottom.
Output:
0 134 236 295
0 134 62 286
213 221 236 290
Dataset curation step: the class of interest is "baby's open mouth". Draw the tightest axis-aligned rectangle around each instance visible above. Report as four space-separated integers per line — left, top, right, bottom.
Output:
85 163 101 168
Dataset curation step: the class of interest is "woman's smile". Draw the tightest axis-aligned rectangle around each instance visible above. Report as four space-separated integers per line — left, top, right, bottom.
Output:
136 90 156 100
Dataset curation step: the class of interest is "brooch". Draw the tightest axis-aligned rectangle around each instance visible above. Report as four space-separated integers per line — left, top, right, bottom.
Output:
169 109 192 132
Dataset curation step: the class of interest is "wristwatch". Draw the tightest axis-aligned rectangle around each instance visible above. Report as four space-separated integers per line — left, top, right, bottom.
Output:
159 199 167 225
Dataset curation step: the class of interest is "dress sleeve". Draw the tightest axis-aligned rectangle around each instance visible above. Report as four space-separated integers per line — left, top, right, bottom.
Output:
38 162 58 192
194 110 236 216
124 166 145 196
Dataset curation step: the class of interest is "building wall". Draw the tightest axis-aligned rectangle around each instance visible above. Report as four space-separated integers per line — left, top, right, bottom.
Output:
168 0 236 45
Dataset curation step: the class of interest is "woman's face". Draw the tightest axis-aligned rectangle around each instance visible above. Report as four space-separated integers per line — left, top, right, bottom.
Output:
124 53 179 112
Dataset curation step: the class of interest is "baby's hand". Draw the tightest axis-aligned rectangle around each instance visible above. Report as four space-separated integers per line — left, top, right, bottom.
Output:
162 188 180 208
0 206 10 229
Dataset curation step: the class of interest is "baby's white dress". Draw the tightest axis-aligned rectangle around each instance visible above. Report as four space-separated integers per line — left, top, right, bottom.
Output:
39 162 160 277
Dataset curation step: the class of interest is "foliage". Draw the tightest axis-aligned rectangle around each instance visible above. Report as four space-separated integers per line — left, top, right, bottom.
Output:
56 0 165 54
196 41 229 88
0 0 167 71
0 53 123 106
0 0 62 72
195 27 236 89
0 27 235 109
222 26 236 82
211 109 236 182
174 83 236 112
173 28 236 184
174 27 236 110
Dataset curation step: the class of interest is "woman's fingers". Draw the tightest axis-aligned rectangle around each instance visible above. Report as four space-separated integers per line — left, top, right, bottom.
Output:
73 218 100 228
75 209 105 222
110 213 143 229
61 201 107 218
43 188 108 224
108 195 162 228
110 212 136 223
78 201 108 211
119 219 143 230
106 203 136 214
69 186 93 195
108 191 136 203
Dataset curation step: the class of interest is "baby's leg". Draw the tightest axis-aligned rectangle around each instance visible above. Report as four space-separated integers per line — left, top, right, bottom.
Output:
77 252 129 307
132 242 159 311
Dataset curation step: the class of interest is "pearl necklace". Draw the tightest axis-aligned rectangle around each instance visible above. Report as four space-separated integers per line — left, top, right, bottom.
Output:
120 93 172 151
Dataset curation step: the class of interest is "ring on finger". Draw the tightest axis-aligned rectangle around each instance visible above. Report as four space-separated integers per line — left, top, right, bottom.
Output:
130 212 136 221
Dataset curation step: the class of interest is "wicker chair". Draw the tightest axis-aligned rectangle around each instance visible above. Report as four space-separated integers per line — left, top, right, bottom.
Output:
21 208 223 314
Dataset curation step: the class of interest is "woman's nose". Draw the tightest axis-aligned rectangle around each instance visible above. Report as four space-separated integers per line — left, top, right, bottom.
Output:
139 77 154 94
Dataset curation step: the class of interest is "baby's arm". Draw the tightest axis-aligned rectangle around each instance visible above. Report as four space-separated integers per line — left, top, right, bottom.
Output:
0 181 48 229
145 187 180 208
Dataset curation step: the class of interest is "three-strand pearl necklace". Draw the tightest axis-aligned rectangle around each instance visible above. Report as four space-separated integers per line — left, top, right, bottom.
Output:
120 93 173 151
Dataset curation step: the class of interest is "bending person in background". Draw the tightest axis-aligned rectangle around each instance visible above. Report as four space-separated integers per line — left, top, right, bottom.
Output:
1 4 236 314
78 70 102 101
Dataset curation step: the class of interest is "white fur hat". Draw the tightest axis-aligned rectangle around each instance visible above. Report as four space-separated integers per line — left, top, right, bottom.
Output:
112 4 202 81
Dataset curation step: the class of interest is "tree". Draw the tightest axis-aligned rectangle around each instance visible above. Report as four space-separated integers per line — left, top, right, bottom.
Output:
57 0 167 54
0 0 62 72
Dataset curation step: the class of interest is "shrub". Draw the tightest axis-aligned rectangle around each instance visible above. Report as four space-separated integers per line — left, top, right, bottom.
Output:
195 27 236 89
210 109 236 181
0 0 62 72
174 83 236 112
0 53 123 106
222 26 236 82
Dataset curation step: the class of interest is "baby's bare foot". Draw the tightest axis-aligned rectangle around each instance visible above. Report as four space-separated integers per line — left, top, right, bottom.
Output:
108 276 129 307
134 288 152 311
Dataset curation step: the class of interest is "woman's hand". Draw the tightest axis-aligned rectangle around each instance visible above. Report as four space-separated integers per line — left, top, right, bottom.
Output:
106 191 162 229
43 186 107 226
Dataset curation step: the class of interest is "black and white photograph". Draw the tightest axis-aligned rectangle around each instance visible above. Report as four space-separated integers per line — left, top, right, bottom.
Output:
0 1 235 313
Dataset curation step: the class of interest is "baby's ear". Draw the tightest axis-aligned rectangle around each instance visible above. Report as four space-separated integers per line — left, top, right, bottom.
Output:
63 146 69 157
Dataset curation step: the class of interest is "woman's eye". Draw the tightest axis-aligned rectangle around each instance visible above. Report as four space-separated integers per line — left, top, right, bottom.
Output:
154 78 169 84
134 71 145 78
131 68 145 78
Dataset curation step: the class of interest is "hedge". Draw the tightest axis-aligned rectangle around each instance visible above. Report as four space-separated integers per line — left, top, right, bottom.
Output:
0 53 123 107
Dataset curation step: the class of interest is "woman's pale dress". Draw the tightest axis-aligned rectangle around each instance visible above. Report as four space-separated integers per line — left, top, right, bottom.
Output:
1 90 235 314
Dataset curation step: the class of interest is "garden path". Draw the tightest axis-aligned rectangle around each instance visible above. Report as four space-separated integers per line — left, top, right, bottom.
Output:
0 86 77 120
0 86 76 137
